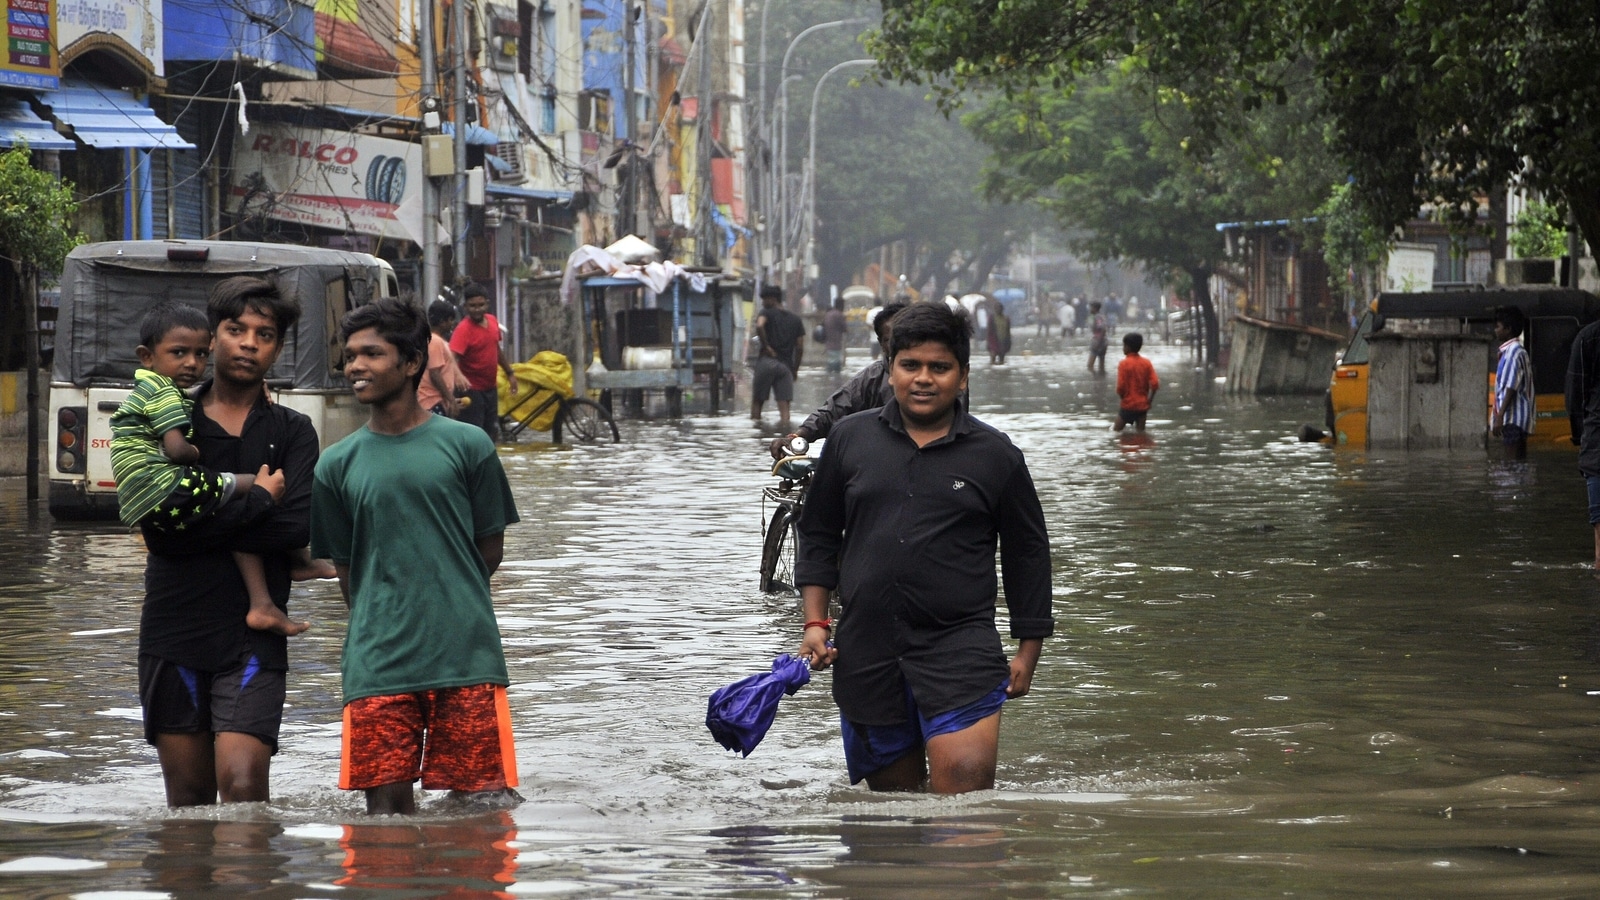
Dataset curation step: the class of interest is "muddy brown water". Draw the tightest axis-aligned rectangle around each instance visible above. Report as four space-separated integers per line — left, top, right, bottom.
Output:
4 340 1600 898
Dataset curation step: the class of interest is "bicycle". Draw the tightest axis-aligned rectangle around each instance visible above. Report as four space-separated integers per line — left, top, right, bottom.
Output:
500 384 620 443
760 439 813 594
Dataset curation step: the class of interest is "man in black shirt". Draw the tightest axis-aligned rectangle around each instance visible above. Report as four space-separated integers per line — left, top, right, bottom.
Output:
751 284 805 427
768 302 906 459
1567 319 1600 568
139 277 320 807
795 303 1053 793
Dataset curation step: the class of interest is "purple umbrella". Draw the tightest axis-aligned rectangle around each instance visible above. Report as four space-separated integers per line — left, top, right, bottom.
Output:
706 654 812 756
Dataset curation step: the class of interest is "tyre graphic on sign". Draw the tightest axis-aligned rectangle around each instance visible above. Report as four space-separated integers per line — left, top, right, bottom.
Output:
365 155 407 205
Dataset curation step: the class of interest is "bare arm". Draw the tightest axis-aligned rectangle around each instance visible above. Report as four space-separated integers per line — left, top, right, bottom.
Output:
160 427 200 464
797 584 836 669
1007 638 1043 698
427 366 458 416
335 564 351 608
497 343 519 393
476 530 506 576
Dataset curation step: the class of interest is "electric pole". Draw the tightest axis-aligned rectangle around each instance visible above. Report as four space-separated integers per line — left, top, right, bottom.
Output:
420 0 441 305
452 0 470 287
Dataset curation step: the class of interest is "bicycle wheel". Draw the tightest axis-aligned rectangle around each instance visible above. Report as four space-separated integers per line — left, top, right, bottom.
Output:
759 504 800 594
553 397 620 443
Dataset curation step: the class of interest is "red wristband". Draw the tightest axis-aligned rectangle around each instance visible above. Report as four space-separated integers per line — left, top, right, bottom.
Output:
804 619 832 631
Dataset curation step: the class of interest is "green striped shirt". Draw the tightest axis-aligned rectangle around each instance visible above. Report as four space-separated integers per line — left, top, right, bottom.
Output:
110 369 193 526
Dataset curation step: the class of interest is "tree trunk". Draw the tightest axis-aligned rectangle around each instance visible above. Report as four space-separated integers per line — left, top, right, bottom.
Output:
1566 184 1600 271
1188 265 1220 367
967 240 1011 295
23 264 38 507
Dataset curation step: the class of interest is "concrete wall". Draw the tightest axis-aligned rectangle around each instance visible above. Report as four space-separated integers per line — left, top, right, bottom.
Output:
0 371 43 476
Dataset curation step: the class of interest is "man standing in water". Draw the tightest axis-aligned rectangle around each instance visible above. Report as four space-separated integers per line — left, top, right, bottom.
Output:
751 284 805 427
449 283 518 441
139 277 318 807
1567 316 1600 568
314 298 522 814
795 303 1053 793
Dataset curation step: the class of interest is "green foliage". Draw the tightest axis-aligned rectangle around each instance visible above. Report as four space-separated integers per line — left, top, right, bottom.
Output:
1314 181 1387 296
1510 202 1567 259
870 0 1600 259
0 143 82 273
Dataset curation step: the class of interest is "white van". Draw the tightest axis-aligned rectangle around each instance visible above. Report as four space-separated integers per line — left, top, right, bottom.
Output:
47 240 398 520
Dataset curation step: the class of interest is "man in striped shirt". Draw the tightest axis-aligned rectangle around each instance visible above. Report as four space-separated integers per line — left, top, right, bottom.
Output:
1491 305 1534 461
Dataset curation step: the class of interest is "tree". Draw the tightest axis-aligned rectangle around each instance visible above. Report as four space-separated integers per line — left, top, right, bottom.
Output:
754 0 1027 301
0 143 84 505
871 0 1600 262
963 60 1338 363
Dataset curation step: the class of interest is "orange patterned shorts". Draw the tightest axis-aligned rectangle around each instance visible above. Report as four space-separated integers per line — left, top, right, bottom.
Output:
339 684 519 792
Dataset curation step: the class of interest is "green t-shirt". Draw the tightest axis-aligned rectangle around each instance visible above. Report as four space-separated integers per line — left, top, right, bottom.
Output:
311 415 520 704
110 368 191 526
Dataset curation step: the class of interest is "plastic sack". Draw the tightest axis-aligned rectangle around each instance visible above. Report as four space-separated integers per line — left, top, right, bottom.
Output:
498 351 574 431
706 654 811 757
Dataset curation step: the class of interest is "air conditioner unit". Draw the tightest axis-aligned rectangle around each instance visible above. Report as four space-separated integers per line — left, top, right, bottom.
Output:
490 142 527 184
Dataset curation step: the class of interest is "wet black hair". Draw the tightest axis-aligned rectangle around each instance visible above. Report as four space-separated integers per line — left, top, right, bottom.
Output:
873 301 909 346
760 284 783 304
340 297 431 389
888 302 970 368
208 276 301 335
1124 332 1144 352
1494 305 1526 338
427 299 459 329
463 282 488 300
138 302 210 349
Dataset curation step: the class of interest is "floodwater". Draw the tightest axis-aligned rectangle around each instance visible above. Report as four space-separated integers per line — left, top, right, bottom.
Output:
5 336 1600 898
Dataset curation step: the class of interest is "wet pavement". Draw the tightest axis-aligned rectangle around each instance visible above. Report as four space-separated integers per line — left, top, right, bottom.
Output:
4 336 1600 897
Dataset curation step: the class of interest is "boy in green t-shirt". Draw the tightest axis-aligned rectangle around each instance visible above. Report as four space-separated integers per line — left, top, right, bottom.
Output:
312 297 522 815
111 303 314 636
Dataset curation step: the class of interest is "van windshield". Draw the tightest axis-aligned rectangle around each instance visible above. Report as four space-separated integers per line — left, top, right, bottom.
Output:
1340 312 1372 366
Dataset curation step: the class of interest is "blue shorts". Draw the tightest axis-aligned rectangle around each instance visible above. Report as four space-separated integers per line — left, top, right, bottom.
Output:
1586 475 1600 525
839 679 1008 784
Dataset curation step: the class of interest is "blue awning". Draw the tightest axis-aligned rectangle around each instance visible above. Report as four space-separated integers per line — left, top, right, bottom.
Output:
0 96 73 150
487 183 574 202
35 80 194 150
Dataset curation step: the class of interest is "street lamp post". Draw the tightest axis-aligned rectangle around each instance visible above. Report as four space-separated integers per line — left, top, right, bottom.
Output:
805 59 874 300
774 18 869 282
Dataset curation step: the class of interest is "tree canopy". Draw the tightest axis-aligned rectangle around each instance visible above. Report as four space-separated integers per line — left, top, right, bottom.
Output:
871 0 1600 258
965 60 1338 361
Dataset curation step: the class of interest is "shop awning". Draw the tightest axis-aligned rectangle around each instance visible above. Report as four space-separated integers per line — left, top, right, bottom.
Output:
486 183 574 202
35 80 194 150
0 96 73 150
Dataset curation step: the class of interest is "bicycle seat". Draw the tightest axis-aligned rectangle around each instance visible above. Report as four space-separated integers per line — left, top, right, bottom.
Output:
771 455 814 479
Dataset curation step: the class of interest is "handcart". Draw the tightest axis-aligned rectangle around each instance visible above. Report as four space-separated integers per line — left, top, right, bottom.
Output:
497 350 620 443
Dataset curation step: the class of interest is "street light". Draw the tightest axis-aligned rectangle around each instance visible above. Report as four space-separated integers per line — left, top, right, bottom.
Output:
774 18 869 277
805 59 875 289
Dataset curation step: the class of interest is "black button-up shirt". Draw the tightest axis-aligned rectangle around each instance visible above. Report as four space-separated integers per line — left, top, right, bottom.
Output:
140 383 318 672
795 398 1054 725
1568 320 1600 476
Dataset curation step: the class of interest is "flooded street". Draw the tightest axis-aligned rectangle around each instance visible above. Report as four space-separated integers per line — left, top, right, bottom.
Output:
6 337 1600 897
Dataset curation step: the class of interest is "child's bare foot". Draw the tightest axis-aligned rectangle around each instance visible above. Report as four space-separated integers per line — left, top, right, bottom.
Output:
247 604 310 636
292 558 338 581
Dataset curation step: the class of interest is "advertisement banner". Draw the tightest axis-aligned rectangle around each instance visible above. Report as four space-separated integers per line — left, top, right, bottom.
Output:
57 0 159 77
2 0 58 89
231 126 433 247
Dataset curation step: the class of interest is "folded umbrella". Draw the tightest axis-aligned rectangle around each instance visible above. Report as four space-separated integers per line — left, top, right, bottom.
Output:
706 654 812 756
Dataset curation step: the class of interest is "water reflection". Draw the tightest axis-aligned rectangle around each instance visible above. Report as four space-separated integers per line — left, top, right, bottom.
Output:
4 344 1600 895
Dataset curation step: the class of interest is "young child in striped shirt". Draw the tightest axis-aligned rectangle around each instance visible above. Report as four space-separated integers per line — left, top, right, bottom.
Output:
111 302 319 636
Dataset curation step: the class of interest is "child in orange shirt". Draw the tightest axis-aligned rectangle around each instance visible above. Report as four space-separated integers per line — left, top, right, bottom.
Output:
1114 332 1158 432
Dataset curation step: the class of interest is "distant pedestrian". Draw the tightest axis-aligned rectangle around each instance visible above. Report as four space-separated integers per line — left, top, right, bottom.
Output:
1565 319 1600 569
1114 332 1158 432
417 300 467 418
822 297 848 375
752 284 805 427
314 298 522 815
987 303 1012 365
1087 302 1108 374
448 284 518 441
1491 306 1533 461
1035 295 1053 338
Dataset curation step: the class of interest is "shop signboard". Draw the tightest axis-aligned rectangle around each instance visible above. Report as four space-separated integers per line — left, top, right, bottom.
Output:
231 125 438 247
2 0 58 89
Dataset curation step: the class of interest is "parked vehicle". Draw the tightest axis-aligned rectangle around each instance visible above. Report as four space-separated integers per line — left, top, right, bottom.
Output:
48 240 398 520
1325 288 1600 448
